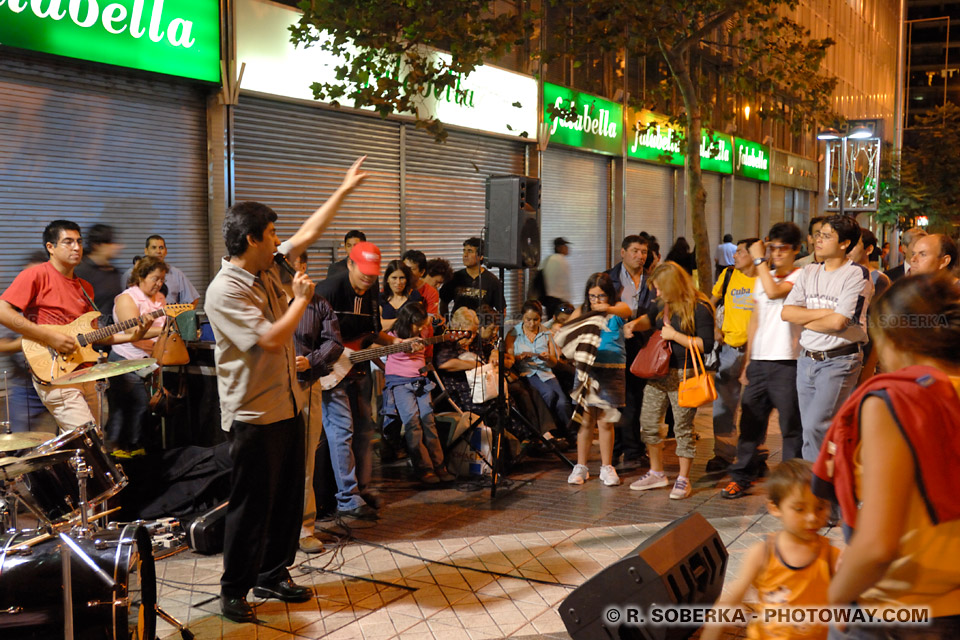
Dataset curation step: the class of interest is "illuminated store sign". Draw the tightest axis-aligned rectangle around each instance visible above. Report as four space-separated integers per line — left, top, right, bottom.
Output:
0 0 221 82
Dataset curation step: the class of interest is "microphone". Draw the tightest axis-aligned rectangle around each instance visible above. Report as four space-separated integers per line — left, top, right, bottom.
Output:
274 240 297 277
274 252 297 277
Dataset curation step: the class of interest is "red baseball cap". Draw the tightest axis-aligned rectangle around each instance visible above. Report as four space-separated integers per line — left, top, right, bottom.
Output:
349 241 381 276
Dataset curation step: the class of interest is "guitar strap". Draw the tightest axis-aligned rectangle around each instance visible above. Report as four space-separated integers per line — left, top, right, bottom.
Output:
80 284 100 314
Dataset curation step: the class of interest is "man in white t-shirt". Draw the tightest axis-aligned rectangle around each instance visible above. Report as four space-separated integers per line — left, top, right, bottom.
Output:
782 215 873 462
721 223 804 499
541 237 572 318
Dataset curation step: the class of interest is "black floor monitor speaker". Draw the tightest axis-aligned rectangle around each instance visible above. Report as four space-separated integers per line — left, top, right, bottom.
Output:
559 512 728 640
484 175 541 269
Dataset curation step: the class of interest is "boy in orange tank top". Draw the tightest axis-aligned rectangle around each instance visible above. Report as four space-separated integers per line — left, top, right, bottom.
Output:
703 459 840 640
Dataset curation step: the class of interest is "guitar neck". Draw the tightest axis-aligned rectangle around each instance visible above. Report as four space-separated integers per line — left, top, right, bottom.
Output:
79 308 164 346
347 334 448 363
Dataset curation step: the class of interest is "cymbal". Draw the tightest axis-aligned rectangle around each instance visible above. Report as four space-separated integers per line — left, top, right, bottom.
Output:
51 358 157 385
0 431 49 452
0 450 80 481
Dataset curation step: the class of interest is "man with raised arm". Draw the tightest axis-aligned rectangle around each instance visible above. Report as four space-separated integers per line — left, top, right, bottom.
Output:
205 157 366 624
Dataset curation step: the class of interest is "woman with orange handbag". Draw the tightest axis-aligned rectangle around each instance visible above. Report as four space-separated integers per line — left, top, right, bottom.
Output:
626 261 715 499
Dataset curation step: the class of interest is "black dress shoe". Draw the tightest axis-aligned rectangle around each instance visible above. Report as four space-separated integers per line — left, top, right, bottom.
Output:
253 578 312 603
221 595 257 623
338 504 379 521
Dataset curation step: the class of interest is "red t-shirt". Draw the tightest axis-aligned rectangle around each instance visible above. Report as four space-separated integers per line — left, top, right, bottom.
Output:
1 261 95 326
418 282 440 316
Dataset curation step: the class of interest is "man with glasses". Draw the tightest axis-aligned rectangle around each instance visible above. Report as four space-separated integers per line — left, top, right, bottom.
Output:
783 215 872 461
721 223 804 498
0 220 149 430
439 237 504 318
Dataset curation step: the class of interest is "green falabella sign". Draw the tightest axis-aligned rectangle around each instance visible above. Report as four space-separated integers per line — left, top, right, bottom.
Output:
543 82 623 156
0 0 220 82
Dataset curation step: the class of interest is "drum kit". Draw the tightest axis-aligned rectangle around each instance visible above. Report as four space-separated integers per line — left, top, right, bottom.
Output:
0 362 192 640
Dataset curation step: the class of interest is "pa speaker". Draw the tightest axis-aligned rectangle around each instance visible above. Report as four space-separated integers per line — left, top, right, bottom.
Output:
484 175 541 269
558 512 727 640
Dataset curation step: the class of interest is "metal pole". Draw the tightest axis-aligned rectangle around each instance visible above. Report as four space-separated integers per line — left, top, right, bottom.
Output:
838 137 846 218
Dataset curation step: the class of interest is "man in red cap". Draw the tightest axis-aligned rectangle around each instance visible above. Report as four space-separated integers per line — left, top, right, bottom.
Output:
315 240 403 520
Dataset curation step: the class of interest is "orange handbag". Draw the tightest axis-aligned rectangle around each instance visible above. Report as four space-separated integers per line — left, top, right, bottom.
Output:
678 337 717 408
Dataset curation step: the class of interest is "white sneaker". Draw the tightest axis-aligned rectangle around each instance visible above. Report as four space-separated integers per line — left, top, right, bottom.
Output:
567 464 590 485
669 476 692 500
599 465 621 486
629 471 669 491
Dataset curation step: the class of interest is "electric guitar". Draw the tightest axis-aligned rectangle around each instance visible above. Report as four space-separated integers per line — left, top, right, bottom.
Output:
319 331 472 390
23 304 195 383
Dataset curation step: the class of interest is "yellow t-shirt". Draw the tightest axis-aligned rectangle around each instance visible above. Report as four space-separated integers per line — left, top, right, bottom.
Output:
747 534 840 640
712 268 756 348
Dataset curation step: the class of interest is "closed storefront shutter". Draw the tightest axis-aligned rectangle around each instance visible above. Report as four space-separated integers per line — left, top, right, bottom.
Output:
0 51 209 301
704 173 723 265
404 126 528 316
771 185 787 226
233 96 402 280
625 162 673 247
541 147 609 306
733 179 761 241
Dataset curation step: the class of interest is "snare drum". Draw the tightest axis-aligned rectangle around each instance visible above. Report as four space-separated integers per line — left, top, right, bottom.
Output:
11 424 127 526
0 524 156 640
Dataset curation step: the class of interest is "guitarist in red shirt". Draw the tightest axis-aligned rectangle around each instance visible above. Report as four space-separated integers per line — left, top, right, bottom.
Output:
0 220 149 431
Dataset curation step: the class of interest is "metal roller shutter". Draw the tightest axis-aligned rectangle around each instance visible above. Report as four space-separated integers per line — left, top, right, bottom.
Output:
771 185 787 226
0 51 209 301
404 126 527 316
625 162 673 248
733 179 761 241
704 173 723 265
233 96 402 281
541 147 609 307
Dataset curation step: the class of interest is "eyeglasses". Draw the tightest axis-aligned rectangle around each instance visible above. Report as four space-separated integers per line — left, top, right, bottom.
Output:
588 294 608 301
58 238 82 248
769 244 791 252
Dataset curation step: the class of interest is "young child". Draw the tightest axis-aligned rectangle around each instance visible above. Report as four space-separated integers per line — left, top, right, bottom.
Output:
702 459 839 640
382 302 454 484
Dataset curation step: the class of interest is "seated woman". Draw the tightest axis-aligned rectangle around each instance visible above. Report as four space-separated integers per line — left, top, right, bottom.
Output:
106 256 169 454
506 300 572 435
433 306 487 415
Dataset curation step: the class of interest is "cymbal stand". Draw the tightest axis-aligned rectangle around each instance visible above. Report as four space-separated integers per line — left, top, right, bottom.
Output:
60 450 117 640
3 370 11 434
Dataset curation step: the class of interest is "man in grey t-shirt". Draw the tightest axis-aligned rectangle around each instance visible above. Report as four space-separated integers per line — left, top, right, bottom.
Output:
782 215 873 461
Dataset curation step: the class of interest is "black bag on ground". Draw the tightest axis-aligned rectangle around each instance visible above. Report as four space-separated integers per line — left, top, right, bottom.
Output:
186 501 229 555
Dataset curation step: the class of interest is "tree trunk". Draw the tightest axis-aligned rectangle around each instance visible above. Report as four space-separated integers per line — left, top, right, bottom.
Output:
661 43 711 294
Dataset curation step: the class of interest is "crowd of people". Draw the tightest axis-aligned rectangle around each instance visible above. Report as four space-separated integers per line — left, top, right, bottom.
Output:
1 158 958 632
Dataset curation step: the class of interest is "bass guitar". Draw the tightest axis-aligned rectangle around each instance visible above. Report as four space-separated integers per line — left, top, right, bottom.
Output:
23 304 195 383
319 330 471 390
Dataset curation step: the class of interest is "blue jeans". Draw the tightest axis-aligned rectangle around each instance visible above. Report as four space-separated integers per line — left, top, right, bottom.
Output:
382 376 444 474
712 343 745 461
321 373 374 511
526 375 572 431
797 352 862 461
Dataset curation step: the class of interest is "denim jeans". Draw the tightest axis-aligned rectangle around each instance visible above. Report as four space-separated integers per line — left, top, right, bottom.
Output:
796 352 862 461
321 373 375 511
7 384 57 433
383 376 444 474
526 374 572 433
711 343 745 461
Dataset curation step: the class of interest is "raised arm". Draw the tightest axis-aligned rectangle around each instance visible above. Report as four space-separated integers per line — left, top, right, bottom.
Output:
284 156 368 258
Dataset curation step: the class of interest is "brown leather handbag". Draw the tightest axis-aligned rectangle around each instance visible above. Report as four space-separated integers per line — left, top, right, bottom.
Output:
630 329 672 378
151 321 189 366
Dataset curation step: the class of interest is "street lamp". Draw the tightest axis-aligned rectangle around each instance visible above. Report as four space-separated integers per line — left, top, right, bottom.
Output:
818 123 880 217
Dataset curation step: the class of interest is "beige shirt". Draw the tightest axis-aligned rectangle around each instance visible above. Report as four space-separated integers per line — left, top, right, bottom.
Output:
205 258 305 431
